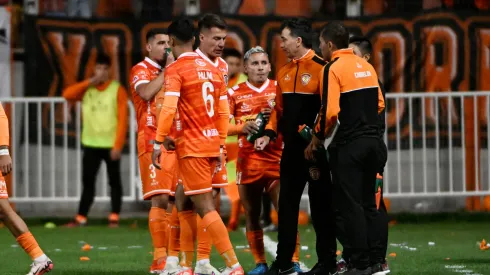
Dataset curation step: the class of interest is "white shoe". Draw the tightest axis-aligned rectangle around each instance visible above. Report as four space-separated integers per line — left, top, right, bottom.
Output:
195 261 221 275
220 265 244 275
26 258 54 275
160 259 182 275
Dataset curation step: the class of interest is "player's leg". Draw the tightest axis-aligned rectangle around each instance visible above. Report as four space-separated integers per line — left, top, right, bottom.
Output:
225 184 241 231
180 157 243 275
103 148 122 227
69 147 102 226
238 170 268 275
0 198 53 275
176 182 197 273
164 190 183 275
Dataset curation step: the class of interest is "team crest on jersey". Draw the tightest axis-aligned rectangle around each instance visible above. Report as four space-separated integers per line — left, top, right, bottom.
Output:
195 59 207 67
284 74 291 81
301 73 312 86
240 103 252 112
267 98 276 108
224 74 229 86
309 166 320 180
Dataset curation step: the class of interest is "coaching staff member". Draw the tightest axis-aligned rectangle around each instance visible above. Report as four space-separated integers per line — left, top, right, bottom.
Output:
255 18 337 275
312 22 385 275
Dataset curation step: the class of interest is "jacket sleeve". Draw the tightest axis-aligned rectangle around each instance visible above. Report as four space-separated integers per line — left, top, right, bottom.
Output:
264 82 283 139
113 86 129 151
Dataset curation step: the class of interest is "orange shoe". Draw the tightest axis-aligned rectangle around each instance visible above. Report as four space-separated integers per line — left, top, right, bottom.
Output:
108 213 119 228
176 267 194 275
64 215 87 228
150 258 166 274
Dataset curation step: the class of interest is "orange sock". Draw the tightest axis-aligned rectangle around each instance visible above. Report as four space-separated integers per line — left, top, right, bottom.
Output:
16 232 44 260
292 231 300 262
149 207 168 260
246 230 266 264
227 199 241 229
196 215 212 261
164 210 172 251
168 207 180 257
179 210 197 268
202 211 238 267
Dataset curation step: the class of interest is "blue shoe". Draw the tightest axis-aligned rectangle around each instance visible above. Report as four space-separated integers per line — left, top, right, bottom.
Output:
293 263 303 273
248 263 269 275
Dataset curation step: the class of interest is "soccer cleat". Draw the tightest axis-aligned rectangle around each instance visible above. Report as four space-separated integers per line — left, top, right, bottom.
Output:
160 259 182 275
336 259 347 274
26 258 54 275
342 267 371 275
262 224 278 233
150 258 166 274
221 265 245 275
195 261 220 275
371 262 390 275
174 267 194 275
264 262 297 275
64 215 87 228
108 213 120 228
292 263 302 273
248 263 268 275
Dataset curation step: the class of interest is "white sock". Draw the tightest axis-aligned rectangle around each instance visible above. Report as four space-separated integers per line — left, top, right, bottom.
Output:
34 254 48 262
167 256 179 264
231 263 241 269
198 259 210 265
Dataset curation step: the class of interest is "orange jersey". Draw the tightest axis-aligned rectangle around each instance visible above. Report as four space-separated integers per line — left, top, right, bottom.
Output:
156 52 229 158
228 79 283 170
130 57 163 156
195 48 229 85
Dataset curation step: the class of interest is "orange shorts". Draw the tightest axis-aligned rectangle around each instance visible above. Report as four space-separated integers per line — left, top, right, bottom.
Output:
212 160 228 188
0 175 8 199
179 157 224 195
236 166 279 192
170 163 179 197
139 150 177 200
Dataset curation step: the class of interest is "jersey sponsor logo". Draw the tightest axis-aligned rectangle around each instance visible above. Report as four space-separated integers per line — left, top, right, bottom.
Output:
195 59 207 67
240 103 252 112
202 128 219 137
219 67 227 73
237 94 252 100
354 71 372 78
301 73 312 86
241 115 255 122
356 62 363 68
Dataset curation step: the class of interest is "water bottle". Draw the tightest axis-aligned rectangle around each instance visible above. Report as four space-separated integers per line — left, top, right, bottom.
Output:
298 124 313 142
246 112 265 143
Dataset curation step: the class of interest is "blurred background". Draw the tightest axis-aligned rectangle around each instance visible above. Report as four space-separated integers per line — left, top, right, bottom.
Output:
1 0 490 220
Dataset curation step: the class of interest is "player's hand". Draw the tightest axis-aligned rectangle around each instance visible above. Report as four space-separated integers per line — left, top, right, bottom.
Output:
0 154 12 176
255 136 270 151
261 108 272 121
90 71 105 86
110 149 122 161
152 144 163 170
242 121 259 135
163 137 176 151
304 135 321 162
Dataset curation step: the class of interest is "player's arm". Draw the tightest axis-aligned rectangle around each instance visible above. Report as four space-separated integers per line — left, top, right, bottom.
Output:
111 86 129 160
62 79 92 101
263 82 283 139
136 72 165 101
0 103 12 175
216 83 230 145
226 89 242 136
155 69 181 145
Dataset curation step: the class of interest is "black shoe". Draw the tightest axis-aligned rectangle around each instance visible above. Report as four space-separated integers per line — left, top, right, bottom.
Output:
299 262 337 275
265 262 297 275
371 262 390 275
343 267 371 275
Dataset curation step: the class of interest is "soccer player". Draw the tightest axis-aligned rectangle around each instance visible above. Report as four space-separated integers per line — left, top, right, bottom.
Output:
152 17 244 275
255 18 338 275
227 46 301 275
130 30 175 274
0 103 54 275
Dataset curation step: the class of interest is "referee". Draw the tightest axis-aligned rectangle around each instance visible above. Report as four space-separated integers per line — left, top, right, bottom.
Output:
314 22 385 275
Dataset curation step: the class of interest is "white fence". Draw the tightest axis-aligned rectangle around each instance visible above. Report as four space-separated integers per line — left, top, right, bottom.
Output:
1 92 490 208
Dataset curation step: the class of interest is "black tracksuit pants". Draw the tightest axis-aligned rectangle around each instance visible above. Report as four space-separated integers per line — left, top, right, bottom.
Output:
328 137 384 269
275 144 337 269
78 147 123 217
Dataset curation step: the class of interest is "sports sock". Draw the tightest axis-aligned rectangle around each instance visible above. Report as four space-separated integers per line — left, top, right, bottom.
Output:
16 232 45 260
149 207 168 260
179 210 197 268
201 211 238 267
168 207 180 257
196 215 212 262
246 230 266 264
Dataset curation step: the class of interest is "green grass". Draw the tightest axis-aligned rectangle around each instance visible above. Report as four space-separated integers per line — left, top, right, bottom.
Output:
1 219 490 275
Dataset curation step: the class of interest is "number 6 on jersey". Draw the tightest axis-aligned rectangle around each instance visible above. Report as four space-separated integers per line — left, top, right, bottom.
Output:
202 81 215 118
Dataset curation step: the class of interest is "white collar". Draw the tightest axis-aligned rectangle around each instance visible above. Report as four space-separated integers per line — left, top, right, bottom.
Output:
144 57 162 70
195 48 219 67
246 79 270 93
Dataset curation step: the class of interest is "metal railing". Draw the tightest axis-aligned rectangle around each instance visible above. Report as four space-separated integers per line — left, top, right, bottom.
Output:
0 97 137 202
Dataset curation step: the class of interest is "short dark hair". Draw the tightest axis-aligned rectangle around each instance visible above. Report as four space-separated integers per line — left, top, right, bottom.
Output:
95 54 111 66
168 17 195 43
349 35 373 55
146 29 168 42
320 21 349 50
223 48 242 59
198 13 227 32
280 18 313 49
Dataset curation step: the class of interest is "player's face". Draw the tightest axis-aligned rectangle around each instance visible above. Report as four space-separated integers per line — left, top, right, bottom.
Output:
225 56 241 78
147 34 170 64
94 63 110 82
280 28 300 59
244 53 271 84
199 27 227 59
319 35 333 61
349 43 371 62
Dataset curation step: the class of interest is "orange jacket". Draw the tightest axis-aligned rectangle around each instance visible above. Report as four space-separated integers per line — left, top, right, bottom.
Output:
315 49 385 144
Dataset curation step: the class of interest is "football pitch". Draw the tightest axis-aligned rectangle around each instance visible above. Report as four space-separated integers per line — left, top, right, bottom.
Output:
1 218 489 275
